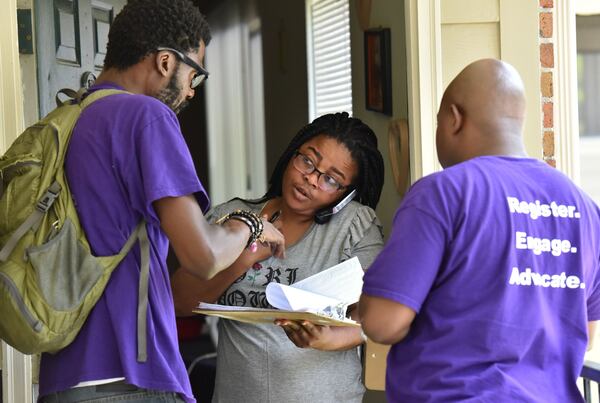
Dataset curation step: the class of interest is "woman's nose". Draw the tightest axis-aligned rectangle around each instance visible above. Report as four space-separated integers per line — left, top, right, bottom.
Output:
304 171 319 187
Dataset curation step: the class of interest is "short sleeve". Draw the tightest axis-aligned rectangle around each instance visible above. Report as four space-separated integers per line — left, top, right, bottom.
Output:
118 104 208 224
362 205 447 313
341 205 384 270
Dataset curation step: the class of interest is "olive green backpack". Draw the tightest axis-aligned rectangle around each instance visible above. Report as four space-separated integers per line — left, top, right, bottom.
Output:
0 89 150 362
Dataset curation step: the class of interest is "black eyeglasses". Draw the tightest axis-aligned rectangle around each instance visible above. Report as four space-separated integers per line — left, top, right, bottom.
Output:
292 151 348 193
156 46 209 88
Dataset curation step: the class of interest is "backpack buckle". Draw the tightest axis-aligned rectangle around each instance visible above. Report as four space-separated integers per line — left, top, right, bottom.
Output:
36 185 61 213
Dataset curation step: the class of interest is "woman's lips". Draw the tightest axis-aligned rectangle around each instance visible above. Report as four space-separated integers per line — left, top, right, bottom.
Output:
293 184 311 200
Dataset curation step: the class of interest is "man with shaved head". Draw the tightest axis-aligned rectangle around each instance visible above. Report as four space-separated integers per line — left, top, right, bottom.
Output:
359 59 600 402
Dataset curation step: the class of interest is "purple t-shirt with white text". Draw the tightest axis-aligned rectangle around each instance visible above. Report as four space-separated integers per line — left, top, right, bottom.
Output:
363 156 600 402
39 83 209 403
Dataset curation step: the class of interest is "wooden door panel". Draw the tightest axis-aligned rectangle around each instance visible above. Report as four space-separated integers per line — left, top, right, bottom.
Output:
92 1 116 68
36 0 126 117
54 0 81 64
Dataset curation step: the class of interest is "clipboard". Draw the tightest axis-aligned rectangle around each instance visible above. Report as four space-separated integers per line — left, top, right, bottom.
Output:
194 303 360 327
364 338 390 390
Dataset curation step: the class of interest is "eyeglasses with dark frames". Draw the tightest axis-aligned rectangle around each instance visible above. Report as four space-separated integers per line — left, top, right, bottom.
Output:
156 46 209 89
292 151 348 193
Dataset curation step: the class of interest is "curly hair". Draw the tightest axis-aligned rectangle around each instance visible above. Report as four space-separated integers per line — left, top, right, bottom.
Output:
104 0 211 70
263 112 385 211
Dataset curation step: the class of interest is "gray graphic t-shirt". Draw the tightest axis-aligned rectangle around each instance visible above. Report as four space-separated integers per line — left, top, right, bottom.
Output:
207 199 384 403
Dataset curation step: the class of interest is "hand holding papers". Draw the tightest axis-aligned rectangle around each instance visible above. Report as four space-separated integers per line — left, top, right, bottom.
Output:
265 256 364 319
194 257 364 327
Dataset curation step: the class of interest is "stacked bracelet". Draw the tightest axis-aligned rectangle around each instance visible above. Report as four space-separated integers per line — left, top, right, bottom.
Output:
216 209 264 249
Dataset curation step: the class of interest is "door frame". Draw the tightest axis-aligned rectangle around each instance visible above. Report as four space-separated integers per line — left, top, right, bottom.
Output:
1 1 33 401
404 0 442 181
554 0 580 183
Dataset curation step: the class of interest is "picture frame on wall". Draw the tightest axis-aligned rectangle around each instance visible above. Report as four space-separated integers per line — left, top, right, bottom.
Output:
364 28 392 115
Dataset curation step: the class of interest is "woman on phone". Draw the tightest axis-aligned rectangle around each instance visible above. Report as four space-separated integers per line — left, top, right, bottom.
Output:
172 112 385 403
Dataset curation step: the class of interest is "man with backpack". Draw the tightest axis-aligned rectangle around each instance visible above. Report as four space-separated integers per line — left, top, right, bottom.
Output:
29 1 285 402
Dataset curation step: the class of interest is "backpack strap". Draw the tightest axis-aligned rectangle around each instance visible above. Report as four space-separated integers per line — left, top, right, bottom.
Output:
116 220 150 362
55 87 126 108
55 88 86 107
76 87 150 362
0 181 61 262
79 88 128 109
137 223 150 362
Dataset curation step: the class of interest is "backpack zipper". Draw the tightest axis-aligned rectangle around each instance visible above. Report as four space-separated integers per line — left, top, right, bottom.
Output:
0 272 43 332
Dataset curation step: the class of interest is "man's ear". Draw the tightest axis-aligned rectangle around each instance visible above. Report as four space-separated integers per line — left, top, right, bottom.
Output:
155 51 173 78
449 103 463 134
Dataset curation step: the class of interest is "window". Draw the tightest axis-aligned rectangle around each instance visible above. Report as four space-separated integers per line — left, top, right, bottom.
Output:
306 0 353 120
577 52 600 137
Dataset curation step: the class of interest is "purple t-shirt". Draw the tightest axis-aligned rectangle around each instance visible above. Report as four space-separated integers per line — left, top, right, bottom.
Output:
363 156 600 402
39 83 209 403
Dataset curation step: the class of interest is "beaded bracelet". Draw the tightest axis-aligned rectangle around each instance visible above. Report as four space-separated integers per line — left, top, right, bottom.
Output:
215 209 264 250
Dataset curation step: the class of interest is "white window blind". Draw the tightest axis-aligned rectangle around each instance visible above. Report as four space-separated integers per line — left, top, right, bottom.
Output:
306 0 353 120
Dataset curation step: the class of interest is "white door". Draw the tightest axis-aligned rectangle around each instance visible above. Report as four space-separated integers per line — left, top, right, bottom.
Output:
36 0 126 116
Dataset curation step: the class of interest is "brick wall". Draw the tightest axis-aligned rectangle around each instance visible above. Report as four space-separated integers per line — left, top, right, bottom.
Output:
540 0 555 167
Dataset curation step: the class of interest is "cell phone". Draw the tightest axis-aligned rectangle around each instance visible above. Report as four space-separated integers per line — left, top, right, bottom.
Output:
314 189 357 224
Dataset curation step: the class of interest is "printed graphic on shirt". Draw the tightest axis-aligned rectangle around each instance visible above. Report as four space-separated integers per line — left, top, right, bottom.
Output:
506 197 581 220
218 264 300 308
509 267 585 289
514 232 577 256
507 196 584 289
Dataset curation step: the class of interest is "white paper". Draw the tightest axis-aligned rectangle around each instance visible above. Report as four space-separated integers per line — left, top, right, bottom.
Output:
265 283 342 312
196 302 272 312
292 256 363 302
265 257 363 318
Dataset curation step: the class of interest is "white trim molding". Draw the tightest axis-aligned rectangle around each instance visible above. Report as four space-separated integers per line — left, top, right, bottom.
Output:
2 344 33 403
305 0 316 120
554 0 581 184
405 0 442 183
1 0 33 401
0 0 25 152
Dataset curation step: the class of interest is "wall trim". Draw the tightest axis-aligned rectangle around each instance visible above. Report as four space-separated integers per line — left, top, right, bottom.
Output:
554 0 580 183
405 0 442 183
1 0 33 401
